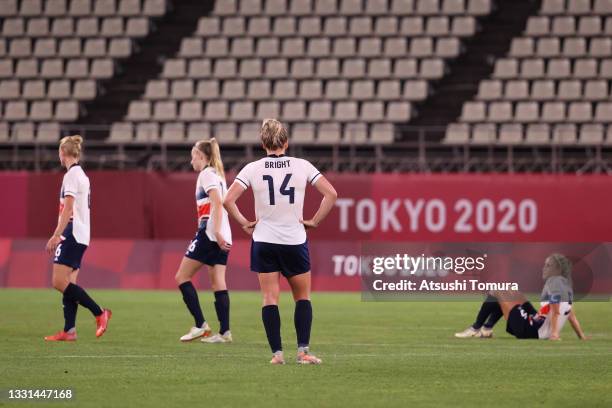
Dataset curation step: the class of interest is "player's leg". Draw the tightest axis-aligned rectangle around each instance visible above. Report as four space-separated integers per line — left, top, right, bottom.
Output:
201 264 232 343
55 265 104 319
53 240 111 339
175 256 210 341
62 269 80 334
482 299 504 335
490 290 528 319
491 291 542 339
287 271 321 364
455 293 503 338
45 264 78 341
258 272 284 364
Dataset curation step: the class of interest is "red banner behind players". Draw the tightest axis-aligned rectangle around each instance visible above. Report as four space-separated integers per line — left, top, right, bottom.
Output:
1 172 612 241
1 172 612 290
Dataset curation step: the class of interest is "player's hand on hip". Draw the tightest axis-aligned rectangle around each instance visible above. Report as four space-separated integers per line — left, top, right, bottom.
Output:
215 232 232 252
46 235 62 255
242 220 257 235
300 219 318 229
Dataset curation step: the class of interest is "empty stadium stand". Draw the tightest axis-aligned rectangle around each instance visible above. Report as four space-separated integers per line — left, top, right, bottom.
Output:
0 0 167 141
447 0 612 144
111 0 491 145
1 0 611 174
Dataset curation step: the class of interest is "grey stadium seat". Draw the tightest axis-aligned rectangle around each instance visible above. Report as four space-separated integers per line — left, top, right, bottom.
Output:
161 122 186 142
291 123 315 143
531 80 555 100
179 101 203 121
471 123 496 145
579 124 604 144
326 80 349 100
488 101 512 122
552 124 577 144
370 123 394 143
318 123 341 143
525 124 550 144
514 102 539 123
504 80 528 100
444 123 470 144
282 101 306 121
499 123 523 144
460 101 486 122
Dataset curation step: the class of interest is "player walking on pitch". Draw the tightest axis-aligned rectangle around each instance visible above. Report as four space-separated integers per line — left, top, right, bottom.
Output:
176 138 233 343
44 136 111 341
224 119 337 364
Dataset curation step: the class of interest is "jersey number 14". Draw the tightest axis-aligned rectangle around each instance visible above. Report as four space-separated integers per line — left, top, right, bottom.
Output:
263 174 295 205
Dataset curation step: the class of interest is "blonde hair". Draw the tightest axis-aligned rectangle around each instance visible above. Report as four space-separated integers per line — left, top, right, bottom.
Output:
60 135 83 159
260 118 288 151
550 253 572 282
195 138 225 178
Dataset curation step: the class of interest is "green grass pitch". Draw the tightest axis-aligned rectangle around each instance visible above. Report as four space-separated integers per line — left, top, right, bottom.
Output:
1 289 611 408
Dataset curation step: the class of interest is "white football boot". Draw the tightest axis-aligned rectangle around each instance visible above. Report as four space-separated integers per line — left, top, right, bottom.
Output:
180 322 211 342
478 327 494 338
201 330 233 343
454 326 480 338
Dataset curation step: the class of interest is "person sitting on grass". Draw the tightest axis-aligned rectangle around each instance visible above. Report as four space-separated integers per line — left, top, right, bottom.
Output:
455 254 588 341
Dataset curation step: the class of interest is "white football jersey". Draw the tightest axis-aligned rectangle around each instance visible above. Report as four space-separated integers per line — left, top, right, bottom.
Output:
537 275 573 339
234 155 322 245
59 164 90 245
196 166 232 245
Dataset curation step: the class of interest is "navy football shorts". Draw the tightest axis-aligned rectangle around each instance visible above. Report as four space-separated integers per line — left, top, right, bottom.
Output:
250 240 310 278
53 222 88 270
185 222 229 266
506 302 543 339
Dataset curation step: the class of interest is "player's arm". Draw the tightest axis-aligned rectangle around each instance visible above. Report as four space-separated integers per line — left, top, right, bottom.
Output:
46 195 74 254
568 308 588 340
208 188 231 251
548 302 561 340
224 182 257 235
301 176 337 229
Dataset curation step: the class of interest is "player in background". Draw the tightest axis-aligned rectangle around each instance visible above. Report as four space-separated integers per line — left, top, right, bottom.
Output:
224 119 338 364
455 254 588 340
175 138 233 343
44 136 111 341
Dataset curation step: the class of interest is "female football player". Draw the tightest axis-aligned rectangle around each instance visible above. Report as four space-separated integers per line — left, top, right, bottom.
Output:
455 254 587 340
44 135 111 341
175 138 233 343
224 119 338 364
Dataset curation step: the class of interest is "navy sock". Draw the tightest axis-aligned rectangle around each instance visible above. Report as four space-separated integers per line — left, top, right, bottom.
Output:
483 306 503 329
294 299 312 348
472 294 499 330
178 281 205 328
62 294 78 332
213 290 230 334
63 283 102 317
262 305 282 353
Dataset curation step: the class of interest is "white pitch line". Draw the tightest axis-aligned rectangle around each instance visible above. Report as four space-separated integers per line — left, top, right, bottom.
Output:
7 350 612 361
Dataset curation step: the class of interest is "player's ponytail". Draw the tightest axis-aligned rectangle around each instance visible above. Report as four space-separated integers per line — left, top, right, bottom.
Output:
260 118 288 151
195 138 225 179
59 135 83 159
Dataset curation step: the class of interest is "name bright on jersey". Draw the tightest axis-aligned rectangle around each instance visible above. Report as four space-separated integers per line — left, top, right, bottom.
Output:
371 279 520 292
264 159 291 168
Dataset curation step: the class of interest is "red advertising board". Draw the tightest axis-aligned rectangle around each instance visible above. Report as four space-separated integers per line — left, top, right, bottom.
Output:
1 172 611 290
